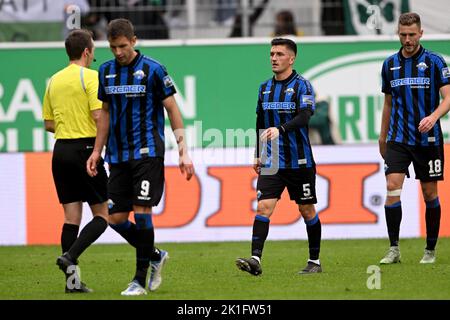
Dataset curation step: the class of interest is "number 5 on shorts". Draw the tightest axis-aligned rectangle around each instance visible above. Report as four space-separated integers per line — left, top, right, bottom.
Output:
302 183 311 197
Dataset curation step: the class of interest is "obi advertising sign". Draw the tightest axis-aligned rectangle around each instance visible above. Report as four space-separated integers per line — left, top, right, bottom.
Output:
1 145 450 245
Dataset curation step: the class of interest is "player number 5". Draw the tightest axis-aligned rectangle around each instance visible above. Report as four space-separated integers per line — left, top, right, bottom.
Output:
302 183 311 197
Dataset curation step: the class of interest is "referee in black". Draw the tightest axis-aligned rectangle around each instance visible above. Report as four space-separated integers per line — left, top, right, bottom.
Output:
42 29 108 293
379 13 450 264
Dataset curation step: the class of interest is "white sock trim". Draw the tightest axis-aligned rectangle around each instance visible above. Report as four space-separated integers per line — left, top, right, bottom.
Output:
251 256 261 264
308 259 320 265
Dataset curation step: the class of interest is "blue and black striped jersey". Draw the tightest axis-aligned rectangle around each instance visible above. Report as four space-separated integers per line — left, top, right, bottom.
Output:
381 46 450 146
256 70 316 169
98 51 176 163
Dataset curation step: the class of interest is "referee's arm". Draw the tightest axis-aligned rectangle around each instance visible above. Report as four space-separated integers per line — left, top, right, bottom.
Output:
44 120 55 133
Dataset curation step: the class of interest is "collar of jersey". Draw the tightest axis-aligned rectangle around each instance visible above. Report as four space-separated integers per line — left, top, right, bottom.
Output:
272 70 298 85
115 50 142 68
398 45 424 61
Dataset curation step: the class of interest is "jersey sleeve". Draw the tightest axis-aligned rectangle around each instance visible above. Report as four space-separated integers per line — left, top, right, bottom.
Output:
298 80 315 114
97 66 108 102
86 70 102 111
381 60 391 94
434 54 450 88
42 78 54 120
154 64 177 100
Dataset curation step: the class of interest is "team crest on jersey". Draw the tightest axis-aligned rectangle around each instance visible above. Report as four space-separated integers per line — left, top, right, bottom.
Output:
107 199 115 209
443 67 450 78
257 190 262 200
301 95 315 106
284 88 295 95
416 62 428 72
163 75 174 88
133 70 146 80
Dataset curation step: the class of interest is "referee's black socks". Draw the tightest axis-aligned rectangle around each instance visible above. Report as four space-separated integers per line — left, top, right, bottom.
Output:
305 214 321 261
251 215 270 259
67 216 108 260
61 223 79 254
385 201 402 247
425 197 441 251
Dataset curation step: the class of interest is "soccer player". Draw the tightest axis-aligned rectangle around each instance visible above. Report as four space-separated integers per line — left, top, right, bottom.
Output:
86 18 195 295
379 12 450 264
236 38 322 275
43 29 109 293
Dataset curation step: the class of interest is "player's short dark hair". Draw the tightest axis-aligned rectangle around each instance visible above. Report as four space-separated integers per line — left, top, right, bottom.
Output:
398 12 421 29
107 18 135 40
65 29 93 61
271 38 297 56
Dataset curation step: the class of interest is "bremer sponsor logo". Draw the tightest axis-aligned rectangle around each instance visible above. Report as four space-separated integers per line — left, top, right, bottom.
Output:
390 77 430 88
105 85 146 94
262 102 296 110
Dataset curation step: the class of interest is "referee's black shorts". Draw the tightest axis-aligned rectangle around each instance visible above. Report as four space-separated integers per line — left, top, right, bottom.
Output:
52 138 107 205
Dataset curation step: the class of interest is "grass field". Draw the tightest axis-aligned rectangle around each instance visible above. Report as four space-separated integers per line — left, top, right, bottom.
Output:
1 238 449 300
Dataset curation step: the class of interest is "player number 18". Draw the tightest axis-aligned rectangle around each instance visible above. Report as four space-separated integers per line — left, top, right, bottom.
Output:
428 159 442 175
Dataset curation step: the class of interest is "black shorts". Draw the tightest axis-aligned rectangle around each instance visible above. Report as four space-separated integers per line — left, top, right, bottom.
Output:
384 141 444 181
256 168 317 204
108 157 164 214
52 138 107 205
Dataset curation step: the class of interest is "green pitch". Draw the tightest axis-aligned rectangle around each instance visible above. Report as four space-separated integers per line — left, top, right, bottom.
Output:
1 238 449 300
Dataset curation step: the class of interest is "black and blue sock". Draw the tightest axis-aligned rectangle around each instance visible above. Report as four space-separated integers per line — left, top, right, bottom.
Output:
110 220 161 261
425 197 441 250
305 214 321 261
133 213 154 287
385 201 402 247
251 215 270 259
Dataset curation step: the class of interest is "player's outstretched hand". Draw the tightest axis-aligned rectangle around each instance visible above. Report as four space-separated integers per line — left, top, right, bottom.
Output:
179 154 195 181
86 150 101 177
